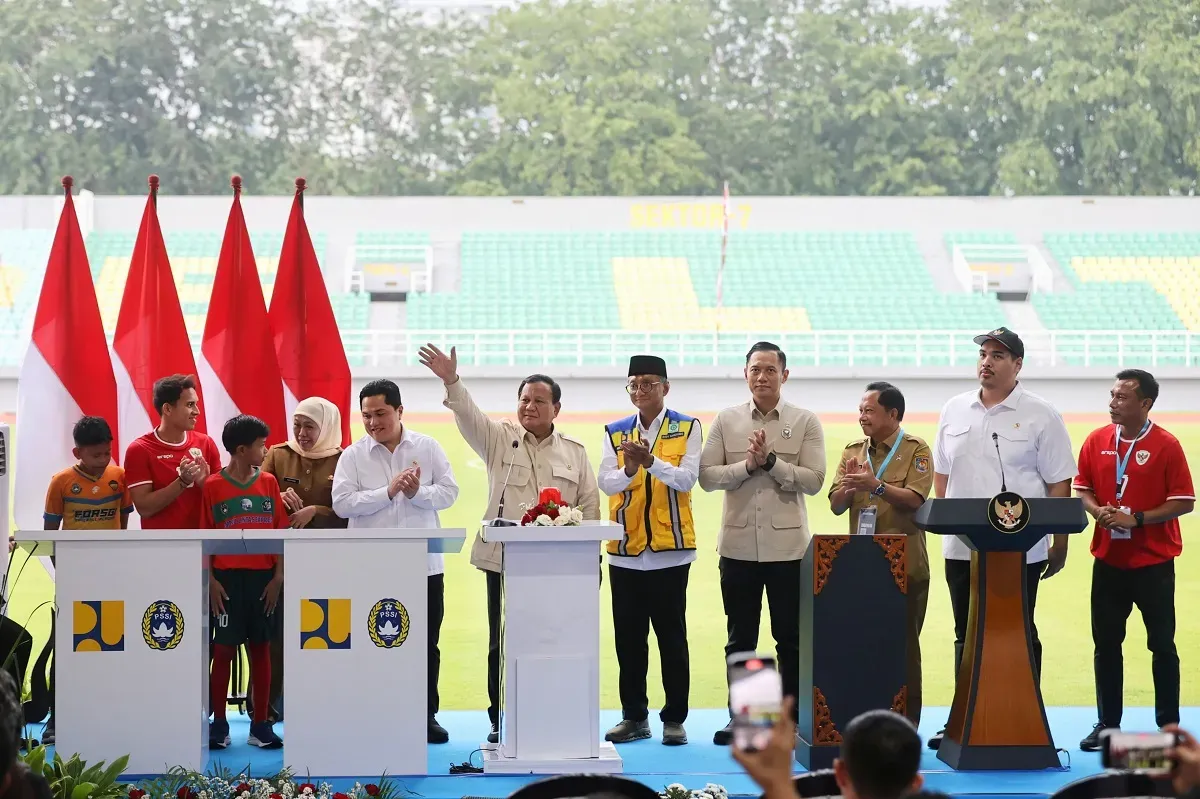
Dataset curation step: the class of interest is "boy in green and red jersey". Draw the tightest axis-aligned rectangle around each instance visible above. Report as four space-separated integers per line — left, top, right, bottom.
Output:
201 414 288 750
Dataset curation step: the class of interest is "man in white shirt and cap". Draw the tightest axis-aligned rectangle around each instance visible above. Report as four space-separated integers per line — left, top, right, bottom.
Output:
928 327 1076 750
598 354 701 747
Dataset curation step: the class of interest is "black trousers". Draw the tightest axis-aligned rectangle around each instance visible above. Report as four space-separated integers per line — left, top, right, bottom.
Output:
1092 558 1178 728
718 557 801 711
486 569 503 725
428 574 444 717
609 563 691 724
946 558 1046 684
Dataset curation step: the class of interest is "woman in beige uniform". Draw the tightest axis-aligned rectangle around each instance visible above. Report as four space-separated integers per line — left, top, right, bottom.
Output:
261 396 348 718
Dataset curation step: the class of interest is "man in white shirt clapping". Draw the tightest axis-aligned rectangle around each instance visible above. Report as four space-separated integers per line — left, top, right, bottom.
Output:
928 328 1076 751
332 379 460 744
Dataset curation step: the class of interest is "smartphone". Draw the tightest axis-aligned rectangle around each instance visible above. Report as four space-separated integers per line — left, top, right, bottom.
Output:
727 651 783 752
1100 730 1181 774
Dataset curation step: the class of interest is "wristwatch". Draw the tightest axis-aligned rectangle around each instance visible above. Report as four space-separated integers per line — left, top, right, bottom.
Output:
763 452 777 472
871 481 886 497
1133 511 1145 528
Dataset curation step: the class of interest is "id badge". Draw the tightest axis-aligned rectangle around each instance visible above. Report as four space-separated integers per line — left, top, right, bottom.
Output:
1109 506 1133 540
856 506 878 536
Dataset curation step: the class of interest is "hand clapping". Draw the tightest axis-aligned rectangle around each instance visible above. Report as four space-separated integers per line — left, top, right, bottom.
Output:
178 457 202 488
281 488 305 512
745 429 768 470
620 439 653 473
841 457 880 494
390 465 422 500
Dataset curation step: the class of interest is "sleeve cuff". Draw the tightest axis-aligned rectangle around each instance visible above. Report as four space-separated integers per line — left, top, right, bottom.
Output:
43 513 62 524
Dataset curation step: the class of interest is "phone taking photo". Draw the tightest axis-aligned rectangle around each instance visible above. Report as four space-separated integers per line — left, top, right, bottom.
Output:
727 651 782 752
1100 730 1182 774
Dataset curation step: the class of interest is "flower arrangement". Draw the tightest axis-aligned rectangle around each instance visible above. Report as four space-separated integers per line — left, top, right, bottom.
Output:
661 783 728 799
520 487 585 526
131 767 403 799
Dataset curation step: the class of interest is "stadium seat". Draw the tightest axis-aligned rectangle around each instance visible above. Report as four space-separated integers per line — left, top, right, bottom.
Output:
0 229 54 366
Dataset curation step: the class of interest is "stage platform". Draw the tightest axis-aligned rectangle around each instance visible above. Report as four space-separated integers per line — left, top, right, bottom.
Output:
33 706 1200 798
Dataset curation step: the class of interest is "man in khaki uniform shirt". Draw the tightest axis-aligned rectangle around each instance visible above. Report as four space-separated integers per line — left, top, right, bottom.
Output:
699 341 825 745
418 343 600 743
828 382 933 727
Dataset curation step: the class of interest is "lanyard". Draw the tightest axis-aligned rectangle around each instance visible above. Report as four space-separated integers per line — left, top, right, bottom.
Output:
865 428 903 480
1114 420 1150 502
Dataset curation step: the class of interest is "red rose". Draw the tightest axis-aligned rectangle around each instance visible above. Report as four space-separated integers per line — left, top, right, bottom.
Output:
298 784 317 794
545 505 559 519
539 487 562 505
334 793 350 799
364 786 381 797
271 794 284 799
236 784 252 795
129 790 147 799
178 789 198 799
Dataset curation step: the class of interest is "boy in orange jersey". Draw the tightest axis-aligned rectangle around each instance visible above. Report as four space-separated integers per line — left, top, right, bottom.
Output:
41 415 132 745
44 416 132 533
201 414 288 751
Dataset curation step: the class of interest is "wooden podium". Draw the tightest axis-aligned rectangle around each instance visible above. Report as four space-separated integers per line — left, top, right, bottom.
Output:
796 534 908 769
915 497 1087 770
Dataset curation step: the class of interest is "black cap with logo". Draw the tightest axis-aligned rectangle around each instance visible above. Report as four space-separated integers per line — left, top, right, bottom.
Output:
973 327 1025 359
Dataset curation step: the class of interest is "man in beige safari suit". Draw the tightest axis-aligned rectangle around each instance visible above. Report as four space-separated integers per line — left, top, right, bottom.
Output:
699 341 825 745
418 343 600 744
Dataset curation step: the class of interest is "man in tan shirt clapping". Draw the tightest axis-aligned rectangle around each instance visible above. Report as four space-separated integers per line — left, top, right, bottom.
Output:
418 343 600 745
699 341 826 745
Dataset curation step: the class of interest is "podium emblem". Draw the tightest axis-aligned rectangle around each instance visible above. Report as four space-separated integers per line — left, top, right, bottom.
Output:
988 491 1029 534
73 600 125 652
300 598 352 649
142 600 185 651
368 598 410 649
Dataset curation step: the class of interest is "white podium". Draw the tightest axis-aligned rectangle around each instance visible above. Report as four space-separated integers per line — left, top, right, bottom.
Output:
19 529 240 775
243 528 465 776
479 521 623 774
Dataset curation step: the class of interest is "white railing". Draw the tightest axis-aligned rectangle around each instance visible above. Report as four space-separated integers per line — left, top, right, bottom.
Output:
344 244 434 294
335 329 1200 369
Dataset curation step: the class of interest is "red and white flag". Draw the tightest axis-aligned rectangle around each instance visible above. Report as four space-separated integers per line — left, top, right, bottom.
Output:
269 178 352 445
198 177 287 457
112 175 205 451
14 177 120 531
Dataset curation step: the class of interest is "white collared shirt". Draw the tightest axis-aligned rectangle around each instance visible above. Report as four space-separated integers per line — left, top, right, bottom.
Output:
331 428 459 575
598 408 701 571
934 383 1077 562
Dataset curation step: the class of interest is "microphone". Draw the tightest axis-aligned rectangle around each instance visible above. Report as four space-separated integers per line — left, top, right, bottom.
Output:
991 432 1008 492
492 440 520 527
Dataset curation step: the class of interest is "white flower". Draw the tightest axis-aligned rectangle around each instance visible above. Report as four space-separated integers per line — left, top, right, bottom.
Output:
571 507 584 523
536 513 552 526
553 513 569 525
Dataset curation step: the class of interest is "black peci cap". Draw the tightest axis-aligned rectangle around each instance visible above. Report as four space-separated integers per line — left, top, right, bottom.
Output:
628 355 668 379
973 327 1025 359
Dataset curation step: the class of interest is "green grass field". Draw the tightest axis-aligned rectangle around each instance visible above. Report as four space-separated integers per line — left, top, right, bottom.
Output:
7 414 1198 710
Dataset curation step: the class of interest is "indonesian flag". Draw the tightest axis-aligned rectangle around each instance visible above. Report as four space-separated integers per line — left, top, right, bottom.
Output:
198 177 287 458
13 177 119 531
113 175 206 452
269 178 352 445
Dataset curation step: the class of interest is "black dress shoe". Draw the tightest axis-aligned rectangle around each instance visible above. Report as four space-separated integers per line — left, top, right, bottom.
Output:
1080 723 1115 752
928 729 944 750
487 723 499 745
713 720 733 746
428 716 449 744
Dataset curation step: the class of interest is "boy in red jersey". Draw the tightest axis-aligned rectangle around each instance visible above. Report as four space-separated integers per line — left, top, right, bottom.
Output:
124 374 222 528
41 415 133 744
1074 369 1194 752
202 414 287 750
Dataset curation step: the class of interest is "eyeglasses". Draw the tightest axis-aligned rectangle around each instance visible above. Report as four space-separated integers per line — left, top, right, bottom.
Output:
626 381 664 395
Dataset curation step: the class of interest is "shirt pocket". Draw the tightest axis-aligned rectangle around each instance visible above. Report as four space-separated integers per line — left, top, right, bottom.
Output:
993 426 1035 470
657 434 688 466
941 424 972 463
773 435 802 463
551 463 581 496
501 453 532 488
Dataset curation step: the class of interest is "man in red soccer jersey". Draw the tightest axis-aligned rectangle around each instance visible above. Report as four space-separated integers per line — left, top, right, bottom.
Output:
1074 369 1195 752
202 414 288 750
124 374 223 528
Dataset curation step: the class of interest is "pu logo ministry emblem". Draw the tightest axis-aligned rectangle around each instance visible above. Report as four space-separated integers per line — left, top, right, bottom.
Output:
142 600 185 650
300 598 352 649
73 600 125 652
369 598 410 649
988 491 1030 534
